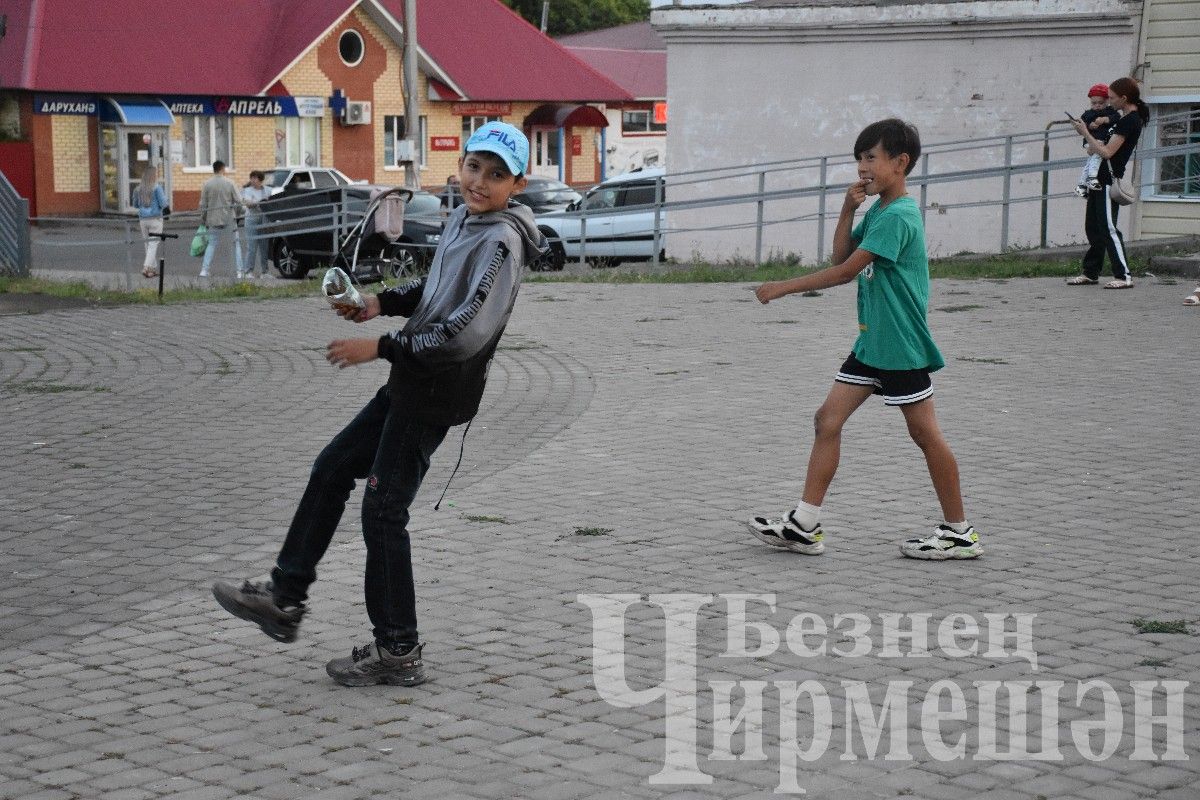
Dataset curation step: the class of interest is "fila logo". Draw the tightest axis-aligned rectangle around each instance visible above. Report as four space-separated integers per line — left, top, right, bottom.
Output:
484 130 518 154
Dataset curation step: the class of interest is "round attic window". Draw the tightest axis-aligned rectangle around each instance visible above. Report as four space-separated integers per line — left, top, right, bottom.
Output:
339 30 364 66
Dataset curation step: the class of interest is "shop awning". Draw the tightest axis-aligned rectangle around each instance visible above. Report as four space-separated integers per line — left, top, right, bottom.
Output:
99 97 174 125
523 104 608 129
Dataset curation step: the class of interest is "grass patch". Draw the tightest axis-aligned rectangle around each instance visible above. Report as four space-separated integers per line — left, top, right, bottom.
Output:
463 514 509 524
527 255 1094 284
7 381 109 394
496 343 544 351
937 304 986 313
573 526 613 537
1138 657 1170 667
2 346 45 352
956 356 1010 365
0 274 346 307
1131 618 1190 635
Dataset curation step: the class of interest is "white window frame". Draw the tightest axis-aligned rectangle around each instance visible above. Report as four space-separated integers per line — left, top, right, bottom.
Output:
339 29 365 67
384 114 428 171
181 115 233 172
275 116 321 168
461 115 500 137
1146 99 1200 201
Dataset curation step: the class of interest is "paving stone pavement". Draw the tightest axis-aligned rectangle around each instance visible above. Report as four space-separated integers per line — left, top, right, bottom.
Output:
1 277 1198 800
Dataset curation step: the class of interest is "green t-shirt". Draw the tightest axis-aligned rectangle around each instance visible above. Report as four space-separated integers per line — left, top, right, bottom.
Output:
850 196 944 372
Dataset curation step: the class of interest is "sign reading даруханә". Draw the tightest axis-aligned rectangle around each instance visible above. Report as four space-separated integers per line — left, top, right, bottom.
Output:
579 594 1191 794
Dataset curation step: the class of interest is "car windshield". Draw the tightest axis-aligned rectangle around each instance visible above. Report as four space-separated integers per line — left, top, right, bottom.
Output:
263 170 292 189
406 193 441 218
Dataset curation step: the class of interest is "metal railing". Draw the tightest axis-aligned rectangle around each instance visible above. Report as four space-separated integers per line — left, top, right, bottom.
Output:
0 170 31 277
537 108 1200 266
17 109 1200 279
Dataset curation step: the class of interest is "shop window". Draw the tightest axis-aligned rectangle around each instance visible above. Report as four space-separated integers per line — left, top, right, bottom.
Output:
275 116 321 167
461 115 500 137
1152 104 1200 197
181 115 232 169
339 30 365 67
0 93 21 141
384 115 427 167
621 108 666 135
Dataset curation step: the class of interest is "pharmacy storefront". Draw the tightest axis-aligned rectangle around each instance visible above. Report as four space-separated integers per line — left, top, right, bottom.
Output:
33 92 327 214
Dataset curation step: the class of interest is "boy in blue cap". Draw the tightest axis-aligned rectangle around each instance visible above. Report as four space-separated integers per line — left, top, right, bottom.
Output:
214 122 547 686
748 119 980 562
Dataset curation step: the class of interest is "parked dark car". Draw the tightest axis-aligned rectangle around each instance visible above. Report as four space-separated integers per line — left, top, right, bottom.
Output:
512 175 582 214
260 185 443 281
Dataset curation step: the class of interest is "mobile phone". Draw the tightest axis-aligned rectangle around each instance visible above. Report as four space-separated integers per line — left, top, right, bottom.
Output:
1064 111 1078 121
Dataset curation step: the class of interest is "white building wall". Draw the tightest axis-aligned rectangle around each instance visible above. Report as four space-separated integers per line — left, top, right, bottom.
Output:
1133 0 1200 239
654 0 1143 263
602 108 667 179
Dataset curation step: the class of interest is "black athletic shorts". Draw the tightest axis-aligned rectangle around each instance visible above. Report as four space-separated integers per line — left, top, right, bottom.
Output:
835 353 933 406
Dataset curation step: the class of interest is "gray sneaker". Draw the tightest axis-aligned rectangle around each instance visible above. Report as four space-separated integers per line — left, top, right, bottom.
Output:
326 642 426 687
212 579 306 643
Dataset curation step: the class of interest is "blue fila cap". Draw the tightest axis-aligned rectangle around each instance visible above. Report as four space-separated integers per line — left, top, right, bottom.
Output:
464 121 529 176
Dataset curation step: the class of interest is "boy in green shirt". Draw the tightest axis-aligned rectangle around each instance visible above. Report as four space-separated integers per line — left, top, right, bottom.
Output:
748 118 980 560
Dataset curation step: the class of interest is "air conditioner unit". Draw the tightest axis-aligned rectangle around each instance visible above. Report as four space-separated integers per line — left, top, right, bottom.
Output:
344 100 371 125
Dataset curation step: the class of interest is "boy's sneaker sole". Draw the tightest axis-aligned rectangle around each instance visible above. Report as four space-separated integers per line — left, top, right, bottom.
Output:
326 642 426 687
212 580 305 643
899 526 982 560
746 513 825 555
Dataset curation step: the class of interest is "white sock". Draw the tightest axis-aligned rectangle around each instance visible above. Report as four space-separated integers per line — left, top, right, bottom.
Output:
944 520 972 535
791 501 821 531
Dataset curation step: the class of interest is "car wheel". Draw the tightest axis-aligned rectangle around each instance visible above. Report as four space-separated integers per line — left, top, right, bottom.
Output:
532 240 565 272
273 240 309 279
384 244 423 281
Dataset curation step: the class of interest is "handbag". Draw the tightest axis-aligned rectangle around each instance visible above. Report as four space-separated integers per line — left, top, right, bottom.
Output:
190 225 209 257
1107 159 1136 206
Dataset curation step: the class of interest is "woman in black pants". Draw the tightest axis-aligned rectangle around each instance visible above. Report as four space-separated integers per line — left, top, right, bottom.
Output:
1065 77 1149 290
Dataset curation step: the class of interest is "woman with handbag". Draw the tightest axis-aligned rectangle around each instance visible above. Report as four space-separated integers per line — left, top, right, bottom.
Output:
132 165 170 279
1065 77 1149 290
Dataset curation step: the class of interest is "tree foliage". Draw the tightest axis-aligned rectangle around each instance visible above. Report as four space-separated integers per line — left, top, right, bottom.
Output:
501 0 651 37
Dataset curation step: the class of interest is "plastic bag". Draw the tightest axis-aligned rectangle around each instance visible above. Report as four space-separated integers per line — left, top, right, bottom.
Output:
322 266 365 311
190 225 208 257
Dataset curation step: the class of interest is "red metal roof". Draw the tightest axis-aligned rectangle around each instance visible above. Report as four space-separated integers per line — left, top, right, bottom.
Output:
563 48 666 100
0 0 632 103
0 0 343 94
409 0 631 102
556 21 665 52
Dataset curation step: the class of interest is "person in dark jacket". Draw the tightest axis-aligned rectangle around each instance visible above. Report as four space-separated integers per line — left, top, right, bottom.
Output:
1065 77 1149 290
213 122 545 687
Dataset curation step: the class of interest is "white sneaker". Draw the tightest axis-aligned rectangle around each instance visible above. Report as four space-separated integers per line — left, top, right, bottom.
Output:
900 525 982 560
747 510 825 555
1074 185 1088 197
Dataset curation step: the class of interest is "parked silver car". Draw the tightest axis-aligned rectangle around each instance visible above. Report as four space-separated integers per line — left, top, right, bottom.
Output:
532 168 665 271
263 167 361 196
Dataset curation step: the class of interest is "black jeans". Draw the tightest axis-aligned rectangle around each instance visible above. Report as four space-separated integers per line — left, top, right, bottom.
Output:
271 385 449 649
1081 189 1130 282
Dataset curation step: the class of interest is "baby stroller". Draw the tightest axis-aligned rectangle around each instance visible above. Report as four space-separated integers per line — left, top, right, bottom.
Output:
333 186 417 284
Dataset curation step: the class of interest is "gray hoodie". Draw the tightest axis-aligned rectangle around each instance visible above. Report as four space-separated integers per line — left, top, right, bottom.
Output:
376 202 546 426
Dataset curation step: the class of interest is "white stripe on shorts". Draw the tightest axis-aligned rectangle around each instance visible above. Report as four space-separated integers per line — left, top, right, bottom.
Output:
883 385 934 406
836 371 881 387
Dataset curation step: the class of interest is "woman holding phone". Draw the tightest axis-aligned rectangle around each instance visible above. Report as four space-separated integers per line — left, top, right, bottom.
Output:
1064 77 1148 290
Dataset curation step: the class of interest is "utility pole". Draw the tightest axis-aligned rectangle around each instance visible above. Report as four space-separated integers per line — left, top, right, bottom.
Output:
402 0 420 189
540 2 549 33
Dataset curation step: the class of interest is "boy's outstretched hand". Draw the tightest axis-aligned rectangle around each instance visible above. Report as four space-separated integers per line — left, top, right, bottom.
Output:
327 338 378 369
755 281 786 304
334 294 381 323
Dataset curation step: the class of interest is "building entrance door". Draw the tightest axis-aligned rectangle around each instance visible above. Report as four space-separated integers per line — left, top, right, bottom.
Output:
531 127 560 180
101 126 170 213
